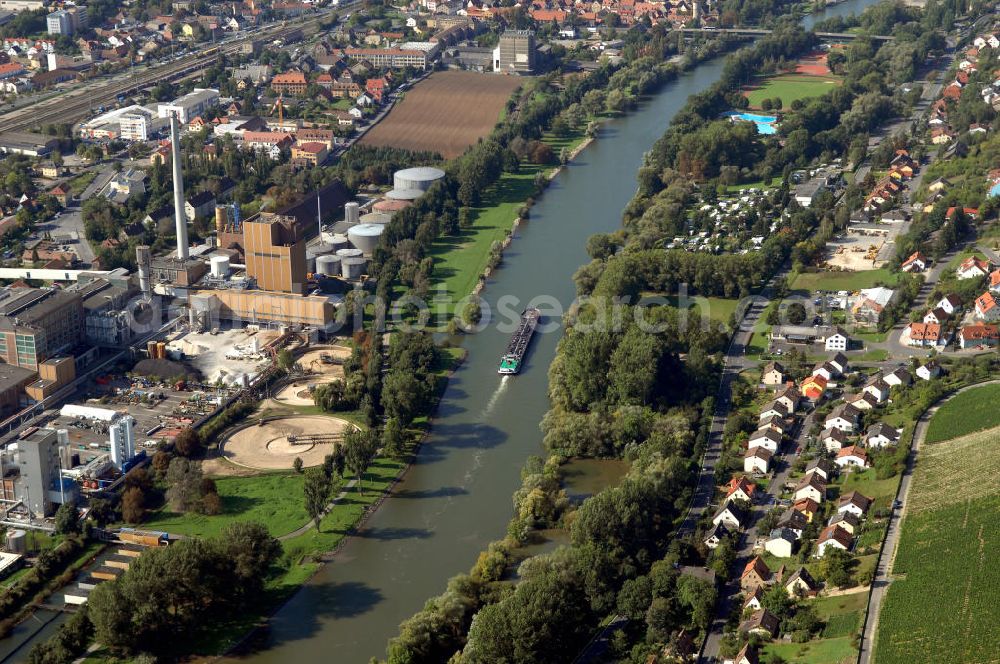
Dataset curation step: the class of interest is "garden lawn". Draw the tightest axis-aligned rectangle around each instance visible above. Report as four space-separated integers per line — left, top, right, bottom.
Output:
762 636 856 664
792 268 899 293
67 171 96 195
925 383 1000 442
745 74 841 109
143 472 310 539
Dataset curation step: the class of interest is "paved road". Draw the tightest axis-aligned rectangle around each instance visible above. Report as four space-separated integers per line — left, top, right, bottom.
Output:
857 379 1000 664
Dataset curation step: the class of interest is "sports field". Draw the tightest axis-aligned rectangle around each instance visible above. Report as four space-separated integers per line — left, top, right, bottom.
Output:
925 383 1000 443
360 71 523 158
873 424 1000 663
745 73 841 109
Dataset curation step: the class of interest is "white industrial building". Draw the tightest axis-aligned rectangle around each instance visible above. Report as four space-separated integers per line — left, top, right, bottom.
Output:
59 404 136 469
156 88 220 123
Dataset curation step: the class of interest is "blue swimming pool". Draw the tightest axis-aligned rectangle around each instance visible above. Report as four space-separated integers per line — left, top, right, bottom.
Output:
730 112 778 135
990 181 1000 197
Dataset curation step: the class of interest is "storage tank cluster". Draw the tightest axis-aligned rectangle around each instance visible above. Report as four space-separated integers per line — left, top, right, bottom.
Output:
306 242 335 274
387 166 445 201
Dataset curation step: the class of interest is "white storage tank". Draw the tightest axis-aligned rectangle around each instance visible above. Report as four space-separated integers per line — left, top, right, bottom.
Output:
341 256 367 280
316 254 341 277
393 166 445 192
347 223 385 256
210 255 230 278
336 247 364 259
344 201 360 225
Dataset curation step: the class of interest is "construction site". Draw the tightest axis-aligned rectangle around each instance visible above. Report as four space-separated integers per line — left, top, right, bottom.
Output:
822 223 904 270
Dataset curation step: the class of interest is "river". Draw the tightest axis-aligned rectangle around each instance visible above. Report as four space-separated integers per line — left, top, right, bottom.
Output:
224 0 880 661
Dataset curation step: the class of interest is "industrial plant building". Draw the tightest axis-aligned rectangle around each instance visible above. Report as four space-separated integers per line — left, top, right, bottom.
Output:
1 428 76 517
0 288 84 370
494 30 537 74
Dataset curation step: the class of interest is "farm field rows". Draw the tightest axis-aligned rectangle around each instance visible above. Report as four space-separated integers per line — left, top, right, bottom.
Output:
873 424 1000 663
360 71 523 158
924 383 1000 443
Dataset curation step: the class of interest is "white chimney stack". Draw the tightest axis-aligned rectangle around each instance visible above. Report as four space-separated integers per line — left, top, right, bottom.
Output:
170 113 189 260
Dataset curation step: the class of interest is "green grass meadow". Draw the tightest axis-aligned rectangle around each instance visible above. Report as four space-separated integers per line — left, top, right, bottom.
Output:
791 268 900 293
745 74 841 108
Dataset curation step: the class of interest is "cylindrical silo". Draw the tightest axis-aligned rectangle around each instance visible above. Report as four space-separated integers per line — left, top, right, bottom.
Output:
341 256 366 280
345 201 360 225
392 166 446 192
215 206 228 233
347 223 384 256
316 254 341 277
6 529 26 554
330 234 350 252
336 248 363 259
210 255 230 278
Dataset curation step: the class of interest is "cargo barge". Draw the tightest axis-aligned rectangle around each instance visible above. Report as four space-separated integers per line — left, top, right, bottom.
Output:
498 307 540 375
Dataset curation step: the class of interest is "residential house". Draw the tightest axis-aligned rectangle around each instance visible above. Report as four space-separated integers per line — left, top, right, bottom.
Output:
884 367 912 387
937 294 963 315
713 502 749 531
740 556 773 593
800 373 828 401
805 458 836 482
901 251 927 273
821 427 849 453
957 256 991 280
838 491 873 518
759 400 790 421
906 322 942 347
825 328 849 352
740 608 780 638
916 359 942 380
792 498 820 523
774 386 801 413
959 324 1000 348
836 445 869 470
762 361 785 386
784 567 817 598
744 446 773 474
290 141 328 167
703 522 730 549
990 269 1000 294
829 511 861 535
743 587 764 612
757 415 789 437
811 361 837 382
793 471 826 504
829 352 849 375
184 190 216 221
845 392 878 412
825 403 861 432
975 291 1000 321
866 423 901 448
862 376 890 404
725 477 757 504
852 287 896 325
764 528 797 558
778 508 808 539
731 643 760 664
49 184 71 207
815 524 853 557
923 308 950 326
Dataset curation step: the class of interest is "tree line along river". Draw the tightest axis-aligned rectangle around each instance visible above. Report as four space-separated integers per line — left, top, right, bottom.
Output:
0 1 883 662
225 1 884 662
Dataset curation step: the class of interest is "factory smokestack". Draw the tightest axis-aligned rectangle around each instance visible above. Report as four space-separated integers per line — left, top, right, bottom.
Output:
170 113 189 260
136 245 151 298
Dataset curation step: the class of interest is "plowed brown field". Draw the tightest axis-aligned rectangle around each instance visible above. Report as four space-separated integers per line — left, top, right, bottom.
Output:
360 71 523 158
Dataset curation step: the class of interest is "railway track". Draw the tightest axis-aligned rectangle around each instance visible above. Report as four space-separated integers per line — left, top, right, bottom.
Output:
0 2 358 133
